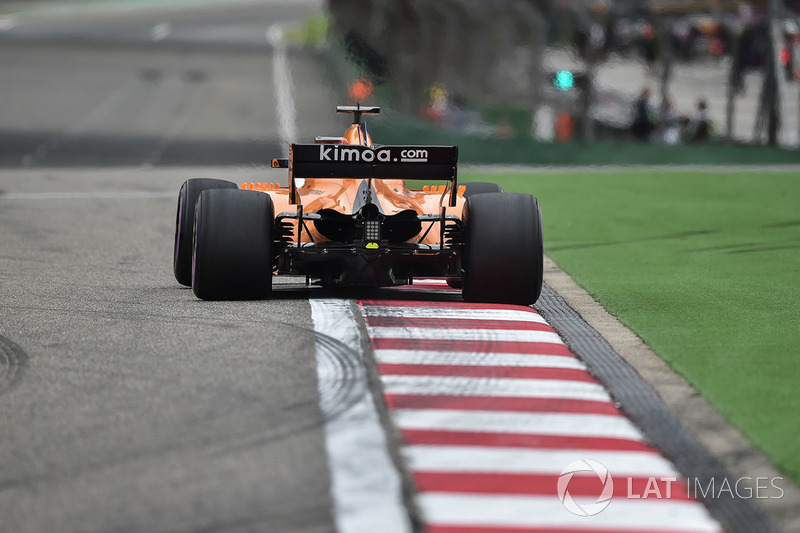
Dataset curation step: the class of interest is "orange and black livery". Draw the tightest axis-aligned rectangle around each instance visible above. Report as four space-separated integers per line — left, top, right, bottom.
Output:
173 105 543 304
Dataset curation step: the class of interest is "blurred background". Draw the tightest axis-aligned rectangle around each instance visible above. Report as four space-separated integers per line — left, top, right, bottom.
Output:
0 0 338 168
1 0 800 167
327 0 800 165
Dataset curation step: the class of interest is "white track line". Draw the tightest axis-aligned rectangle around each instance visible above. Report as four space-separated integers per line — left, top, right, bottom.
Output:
403 446 679 477
266 24 297 157
367 327 563 343
418 494 722 532
271 19 403 531
309 299 411 533
382 375 610 401
374 350 588 369
393 410 641 440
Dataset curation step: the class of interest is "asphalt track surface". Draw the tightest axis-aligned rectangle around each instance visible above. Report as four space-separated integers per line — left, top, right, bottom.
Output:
0 2 794 533
0 1 340 167
0 2 344 531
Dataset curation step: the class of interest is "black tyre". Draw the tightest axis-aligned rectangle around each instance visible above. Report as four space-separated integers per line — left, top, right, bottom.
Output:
462 192 543 305
446 277 464 289
191 188 274 300
173 178 238 286
447 182 506 288
461 181 504 197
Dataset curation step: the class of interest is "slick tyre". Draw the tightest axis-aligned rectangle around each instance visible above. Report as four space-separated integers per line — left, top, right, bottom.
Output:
173 178 238 286
461 181 504 197
448 182 506 288
191 188 274 300
462 192 543 305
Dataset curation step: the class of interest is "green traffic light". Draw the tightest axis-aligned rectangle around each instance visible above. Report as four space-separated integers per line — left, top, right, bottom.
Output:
554 70 574 91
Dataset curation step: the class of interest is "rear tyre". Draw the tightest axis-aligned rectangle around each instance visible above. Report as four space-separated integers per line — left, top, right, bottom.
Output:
173 178 238 286
447 182 506 288
446 277 464 289
460 181 504 198
462 192 543 305
191 189 274 300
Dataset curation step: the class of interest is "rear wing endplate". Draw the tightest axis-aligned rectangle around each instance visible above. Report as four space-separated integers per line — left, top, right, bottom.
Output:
287 143 459 206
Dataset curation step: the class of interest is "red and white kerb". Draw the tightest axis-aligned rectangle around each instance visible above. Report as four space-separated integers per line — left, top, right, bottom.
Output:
359 279 724 533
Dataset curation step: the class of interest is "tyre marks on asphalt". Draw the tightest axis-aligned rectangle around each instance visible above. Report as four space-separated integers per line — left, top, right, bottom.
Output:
358 279 724 533
0 335 28 396
309 298 412 533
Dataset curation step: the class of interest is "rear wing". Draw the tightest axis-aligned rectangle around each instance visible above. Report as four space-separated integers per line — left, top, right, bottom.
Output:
281 143 459 206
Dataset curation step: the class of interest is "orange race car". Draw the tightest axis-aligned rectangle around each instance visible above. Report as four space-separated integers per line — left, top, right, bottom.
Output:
172 105 543 304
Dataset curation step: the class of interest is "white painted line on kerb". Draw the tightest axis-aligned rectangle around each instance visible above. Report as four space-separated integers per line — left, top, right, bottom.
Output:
362 306 547 323
382 375 611 401
362 298 727 533
266 24 297 157
392 410 642 440
367 327 562 344
418 494 722 532
309 299 411 533
374 350 587 369
403 446 678 477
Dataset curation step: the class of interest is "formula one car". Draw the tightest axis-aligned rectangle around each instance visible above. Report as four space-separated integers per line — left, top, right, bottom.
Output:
173 105 543 304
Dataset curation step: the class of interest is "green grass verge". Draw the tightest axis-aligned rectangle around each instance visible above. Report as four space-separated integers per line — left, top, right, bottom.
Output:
462 169 800 484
